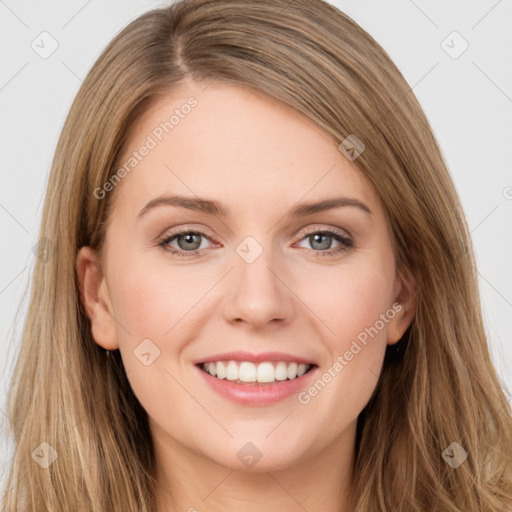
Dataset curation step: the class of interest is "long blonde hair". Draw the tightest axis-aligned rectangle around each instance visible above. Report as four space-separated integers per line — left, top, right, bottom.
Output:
3 0 512 510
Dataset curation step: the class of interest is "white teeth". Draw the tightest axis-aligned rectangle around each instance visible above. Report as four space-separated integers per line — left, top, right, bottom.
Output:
239 362 257 382
257 362 274 383
297 364 308 377
200 360 312 383
274 362 288 381
207 362 217 377
287 362 298 379
216 361 226 379
226 361 239 381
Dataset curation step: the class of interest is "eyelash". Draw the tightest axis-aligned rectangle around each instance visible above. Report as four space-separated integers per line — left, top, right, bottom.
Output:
157 227 354 259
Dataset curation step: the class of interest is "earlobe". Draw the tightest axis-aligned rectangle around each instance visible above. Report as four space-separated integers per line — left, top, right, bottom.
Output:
76 246 119 350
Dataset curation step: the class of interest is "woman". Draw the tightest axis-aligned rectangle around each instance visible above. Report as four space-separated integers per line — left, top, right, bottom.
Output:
2 0 511 510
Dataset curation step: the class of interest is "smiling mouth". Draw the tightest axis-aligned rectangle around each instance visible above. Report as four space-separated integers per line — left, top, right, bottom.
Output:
197 360 317 385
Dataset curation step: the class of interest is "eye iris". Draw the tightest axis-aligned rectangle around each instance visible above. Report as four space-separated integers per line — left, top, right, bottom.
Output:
178 233 201 250
310 233 332 250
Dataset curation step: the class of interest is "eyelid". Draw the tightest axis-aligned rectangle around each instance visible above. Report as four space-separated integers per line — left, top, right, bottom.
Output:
157 223 217 241
157 223 354 260
157 223 352 245
297 224 352 240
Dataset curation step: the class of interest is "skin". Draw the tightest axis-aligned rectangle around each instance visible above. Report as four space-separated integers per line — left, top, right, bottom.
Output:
77 79 416 512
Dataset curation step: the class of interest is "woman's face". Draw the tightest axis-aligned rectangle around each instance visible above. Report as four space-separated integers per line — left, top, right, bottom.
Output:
78 80 415 473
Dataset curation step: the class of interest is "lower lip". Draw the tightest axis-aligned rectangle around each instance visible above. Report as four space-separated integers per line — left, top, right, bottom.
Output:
195 364 318 406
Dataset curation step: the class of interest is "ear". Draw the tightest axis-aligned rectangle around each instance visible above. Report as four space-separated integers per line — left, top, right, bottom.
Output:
387 265 417 345
76 246 119 350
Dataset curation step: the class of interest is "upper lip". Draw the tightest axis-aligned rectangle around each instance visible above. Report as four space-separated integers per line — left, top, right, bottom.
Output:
195 351 317 366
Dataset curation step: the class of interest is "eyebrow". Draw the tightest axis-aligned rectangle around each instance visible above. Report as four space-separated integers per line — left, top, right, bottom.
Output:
137 194 373 219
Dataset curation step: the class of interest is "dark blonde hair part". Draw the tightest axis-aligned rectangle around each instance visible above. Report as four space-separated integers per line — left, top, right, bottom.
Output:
3 0 512 510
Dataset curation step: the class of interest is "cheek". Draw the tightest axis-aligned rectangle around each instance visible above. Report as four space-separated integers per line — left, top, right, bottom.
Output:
305 259 395 348
108 255 205 341
106 258 202 418
296 259 395 418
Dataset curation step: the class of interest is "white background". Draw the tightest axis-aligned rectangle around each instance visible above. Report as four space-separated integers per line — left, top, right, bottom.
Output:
1 0 511 489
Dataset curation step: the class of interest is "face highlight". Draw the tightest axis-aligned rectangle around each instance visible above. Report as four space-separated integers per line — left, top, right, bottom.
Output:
77 80 415 482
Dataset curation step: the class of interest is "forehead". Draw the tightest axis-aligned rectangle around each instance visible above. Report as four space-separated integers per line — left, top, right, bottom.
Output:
112 81 380 217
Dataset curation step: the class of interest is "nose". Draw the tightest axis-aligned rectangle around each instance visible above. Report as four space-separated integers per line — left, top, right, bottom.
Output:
221 242 295 330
